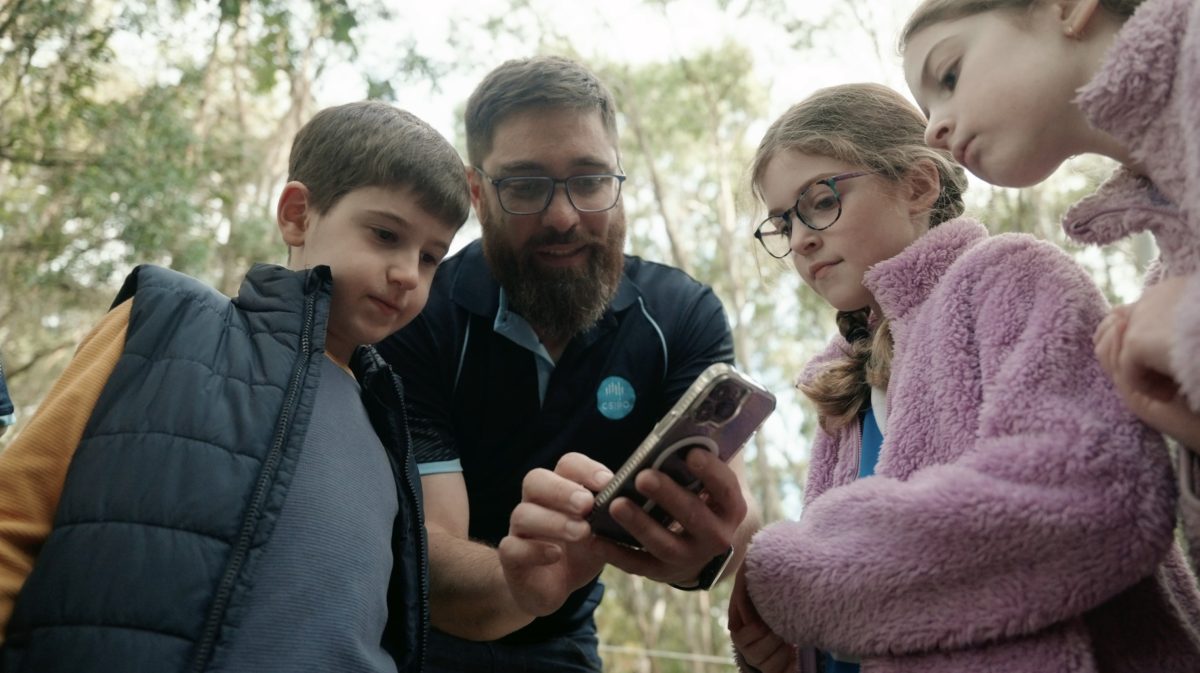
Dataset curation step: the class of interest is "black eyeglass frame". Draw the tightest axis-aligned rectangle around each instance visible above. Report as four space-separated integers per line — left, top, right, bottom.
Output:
473 166 627 216
753 170 874 259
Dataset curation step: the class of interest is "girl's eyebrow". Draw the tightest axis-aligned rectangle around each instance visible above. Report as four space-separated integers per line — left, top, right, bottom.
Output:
768 172 839 215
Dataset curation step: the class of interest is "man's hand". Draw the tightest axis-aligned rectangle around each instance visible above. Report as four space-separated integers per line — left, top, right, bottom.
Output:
1095 298 1200 448
597 447 748 586
728 562 797 673
497 454 612 616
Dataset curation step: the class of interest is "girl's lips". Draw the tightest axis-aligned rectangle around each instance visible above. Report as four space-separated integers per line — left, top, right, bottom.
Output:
809 260 839 279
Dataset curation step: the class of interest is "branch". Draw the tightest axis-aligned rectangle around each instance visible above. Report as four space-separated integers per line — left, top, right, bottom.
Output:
0 0 29 41
614 72 692 275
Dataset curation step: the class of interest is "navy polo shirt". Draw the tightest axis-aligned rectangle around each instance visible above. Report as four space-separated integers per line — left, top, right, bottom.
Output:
378 238 734 642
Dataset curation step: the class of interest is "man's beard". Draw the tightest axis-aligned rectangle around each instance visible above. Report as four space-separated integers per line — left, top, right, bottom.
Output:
481 204 626 346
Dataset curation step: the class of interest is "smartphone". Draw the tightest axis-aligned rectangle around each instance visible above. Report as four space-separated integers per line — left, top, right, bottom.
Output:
587 363 776 548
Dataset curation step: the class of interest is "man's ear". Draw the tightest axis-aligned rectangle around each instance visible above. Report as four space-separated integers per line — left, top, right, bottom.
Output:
904 158 942 216
277 181 313 251
467 165 492 228
1057 0 1103 38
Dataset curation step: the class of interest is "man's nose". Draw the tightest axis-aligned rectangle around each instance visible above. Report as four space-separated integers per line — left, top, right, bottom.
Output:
541 185 579 233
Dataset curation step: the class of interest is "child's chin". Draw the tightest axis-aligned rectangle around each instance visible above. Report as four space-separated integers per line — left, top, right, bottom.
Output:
975 160 1060 190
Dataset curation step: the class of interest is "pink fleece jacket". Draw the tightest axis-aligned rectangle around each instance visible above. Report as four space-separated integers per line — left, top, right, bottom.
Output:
743 219 1200 672
1065 0 1200 412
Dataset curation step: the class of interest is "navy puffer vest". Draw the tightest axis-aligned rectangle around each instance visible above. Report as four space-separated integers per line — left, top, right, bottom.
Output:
2 264 428 673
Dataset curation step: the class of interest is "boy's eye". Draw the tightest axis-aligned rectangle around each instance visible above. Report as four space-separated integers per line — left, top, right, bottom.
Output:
420 252 442 266
373 227 397 242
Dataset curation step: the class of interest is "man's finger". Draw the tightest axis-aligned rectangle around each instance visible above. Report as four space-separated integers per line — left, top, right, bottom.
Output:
498 534 562 568
555 452 615 492
521 467 596 516
509 501 591 542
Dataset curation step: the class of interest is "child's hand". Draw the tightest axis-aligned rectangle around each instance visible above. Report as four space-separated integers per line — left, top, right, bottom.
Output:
728 563 798 673
1096 303 1200 448
1099 277 1189 402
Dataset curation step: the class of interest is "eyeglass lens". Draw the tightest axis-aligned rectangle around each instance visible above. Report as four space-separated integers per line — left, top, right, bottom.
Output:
499 175 621 214
757 182 842 257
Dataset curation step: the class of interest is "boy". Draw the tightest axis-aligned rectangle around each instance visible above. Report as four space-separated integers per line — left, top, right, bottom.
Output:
0 101 469 673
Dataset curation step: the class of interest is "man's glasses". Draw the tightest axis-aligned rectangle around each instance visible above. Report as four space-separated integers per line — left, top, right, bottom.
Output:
753 171 874 259
475 166 627 216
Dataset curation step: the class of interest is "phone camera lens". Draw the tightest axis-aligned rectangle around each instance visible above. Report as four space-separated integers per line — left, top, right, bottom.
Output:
695 400 714 422
714 399 738 422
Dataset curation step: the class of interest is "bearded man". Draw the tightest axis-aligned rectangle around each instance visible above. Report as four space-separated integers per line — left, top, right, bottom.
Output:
378 55 754 673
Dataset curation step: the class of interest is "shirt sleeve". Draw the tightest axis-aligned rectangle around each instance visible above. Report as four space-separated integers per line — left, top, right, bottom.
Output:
663 285 736 405
0 300 130 639
376 308 462 474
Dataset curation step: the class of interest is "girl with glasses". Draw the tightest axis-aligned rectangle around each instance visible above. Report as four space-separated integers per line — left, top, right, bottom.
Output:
728 83 1199 673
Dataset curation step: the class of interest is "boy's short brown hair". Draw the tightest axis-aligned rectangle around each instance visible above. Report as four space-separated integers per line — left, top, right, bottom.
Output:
465 56 620 167
288 101 470 227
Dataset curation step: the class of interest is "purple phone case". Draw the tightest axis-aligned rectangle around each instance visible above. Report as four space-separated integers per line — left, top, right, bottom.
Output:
587 363 776 548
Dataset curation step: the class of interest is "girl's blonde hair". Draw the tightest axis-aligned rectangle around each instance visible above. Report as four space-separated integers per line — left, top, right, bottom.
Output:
751 83 967 431
900 0 1144 48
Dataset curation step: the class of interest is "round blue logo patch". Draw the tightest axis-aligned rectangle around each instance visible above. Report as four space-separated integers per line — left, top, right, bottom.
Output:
597 376 636 420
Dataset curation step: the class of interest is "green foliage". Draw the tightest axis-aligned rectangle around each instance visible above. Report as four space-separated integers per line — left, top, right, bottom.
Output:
0 0 399 426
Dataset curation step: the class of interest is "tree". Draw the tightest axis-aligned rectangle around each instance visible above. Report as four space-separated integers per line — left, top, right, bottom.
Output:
0 0 403 435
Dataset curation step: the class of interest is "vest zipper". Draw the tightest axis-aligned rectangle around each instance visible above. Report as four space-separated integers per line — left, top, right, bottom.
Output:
388 378 429 673
189 292 316 672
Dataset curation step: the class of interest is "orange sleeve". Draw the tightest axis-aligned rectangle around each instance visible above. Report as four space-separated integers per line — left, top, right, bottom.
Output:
0 300 130 640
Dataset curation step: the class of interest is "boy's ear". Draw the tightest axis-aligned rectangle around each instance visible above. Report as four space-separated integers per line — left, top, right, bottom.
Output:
1057 0 1102 38
904 159 942 216
277 181 313 249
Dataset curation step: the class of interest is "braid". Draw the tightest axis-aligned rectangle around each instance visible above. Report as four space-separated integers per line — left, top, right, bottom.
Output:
799 310 895 432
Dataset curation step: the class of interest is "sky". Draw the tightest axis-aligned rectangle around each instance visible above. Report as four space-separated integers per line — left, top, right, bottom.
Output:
318 0 925 141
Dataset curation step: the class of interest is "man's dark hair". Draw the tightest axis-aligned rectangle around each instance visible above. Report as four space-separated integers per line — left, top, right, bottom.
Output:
465 56 619 167
288 101 470 227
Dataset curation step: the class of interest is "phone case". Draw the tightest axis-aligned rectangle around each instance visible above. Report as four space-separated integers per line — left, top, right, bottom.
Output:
587 363 776 548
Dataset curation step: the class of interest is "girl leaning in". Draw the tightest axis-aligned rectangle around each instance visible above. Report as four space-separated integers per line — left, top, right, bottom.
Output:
727 83 1200 673
901 0 1200 536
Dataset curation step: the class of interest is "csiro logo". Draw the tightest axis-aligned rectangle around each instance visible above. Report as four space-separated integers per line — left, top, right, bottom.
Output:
597 376 636 420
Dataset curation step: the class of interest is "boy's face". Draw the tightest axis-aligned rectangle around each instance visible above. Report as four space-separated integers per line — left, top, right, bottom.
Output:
279 184 456 365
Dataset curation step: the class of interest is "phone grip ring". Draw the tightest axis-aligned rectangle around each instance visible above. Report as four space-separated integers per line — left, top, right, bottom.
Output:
642 436 718 514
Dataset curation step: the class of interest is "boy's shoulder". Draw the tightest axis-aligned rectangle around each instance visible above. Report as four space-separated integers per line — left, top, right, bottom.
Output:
113 264 227 312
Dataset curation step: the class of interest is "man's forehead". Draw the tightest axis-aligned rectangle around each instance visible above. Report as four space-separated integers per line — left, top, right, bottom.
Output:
485 107 619 170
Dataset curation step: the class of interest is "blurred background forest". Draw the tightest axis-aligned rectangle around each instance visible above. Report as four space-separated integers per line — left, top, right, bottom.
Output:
0 0 1156 670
